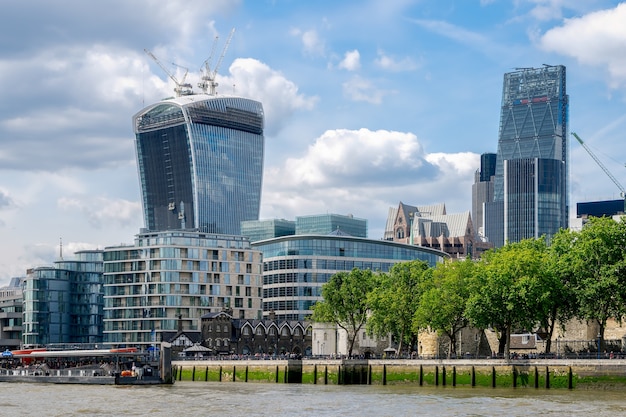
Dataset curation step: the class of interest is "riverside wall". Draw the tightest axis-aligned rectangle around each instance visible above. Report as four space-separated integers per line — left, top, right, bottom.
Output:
172 358 626 389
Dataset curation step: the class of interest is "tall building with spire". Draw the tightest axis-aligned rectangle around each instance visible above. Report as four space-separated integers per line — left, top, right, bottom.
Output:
133 94 264 235
485 65 568 246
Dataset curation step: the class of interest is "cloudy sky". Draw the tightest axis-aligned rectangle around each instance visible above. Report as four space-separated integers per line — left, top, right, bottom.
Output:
1 0 625 285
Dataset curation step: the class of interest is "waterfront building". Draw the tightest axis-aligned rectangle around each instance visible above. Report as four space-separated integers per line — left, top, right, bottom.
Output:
102 230 263 347
487 65 568 247
241 218 295 243
0 277 24 350
295 214 367 238
22 251 104 346
133 94 264 236
200 310 312 356
252 234 447 321
384 202 491 259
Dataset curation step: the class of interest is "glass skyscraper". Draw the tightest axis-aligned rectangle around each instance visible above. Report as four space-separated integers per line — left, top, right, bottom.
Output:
489 65 568 246
133 95 264 235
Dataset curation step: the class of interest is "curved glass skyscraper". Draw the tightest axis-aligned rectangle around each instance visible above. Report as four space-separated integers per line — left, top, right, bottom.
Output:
133 95 264 235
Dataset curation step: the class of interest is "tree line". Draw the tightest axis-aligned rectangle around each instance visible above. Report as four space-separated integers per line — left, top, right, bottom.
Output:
312 216 626 358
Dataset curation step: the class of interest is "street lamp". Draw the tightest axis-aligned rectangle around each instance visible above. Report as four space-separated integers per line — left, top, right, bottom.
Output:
597 332 601 360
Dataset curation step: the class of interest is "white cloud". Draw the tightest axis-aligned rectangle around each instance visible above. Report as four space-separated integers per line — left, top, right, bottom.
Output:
539 3 626 88
291 28 326 57
58 196 141 229
374 49 420 72
339 50 361 71
261 128 479 237
220 58 318 136
342 75 394 104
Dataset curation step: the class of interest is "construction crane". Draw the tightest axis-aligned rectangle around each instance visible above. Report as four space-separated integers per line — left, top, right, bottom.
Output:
572 132 626 198
198 28 235 95
144 49 193 97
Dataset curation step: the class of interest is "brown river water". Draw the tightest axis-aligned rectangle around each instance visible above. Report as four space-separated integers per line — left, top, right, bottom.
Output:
1 380 625 416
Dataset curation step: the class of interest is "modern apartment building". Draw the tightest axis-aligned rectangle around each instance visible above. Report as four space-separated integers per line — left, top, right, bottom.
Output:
103 230 263 347
21 251 104 346
0 277 24 350
486 65 569 246
133 94 264 236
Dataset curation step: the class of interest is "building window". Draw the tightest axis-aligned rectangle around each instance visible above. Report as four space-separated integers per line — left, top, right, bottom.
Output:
223 325 228 333
243 327 250 336
269 327 276 336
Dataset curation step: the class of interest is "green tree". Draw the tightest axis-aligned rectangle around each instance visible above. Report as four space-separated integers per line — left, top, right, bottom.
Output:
367 260 431 355
413 258 474 358
311 268 375 357
554 216 626 350
466 238 551 358
543 228 581 353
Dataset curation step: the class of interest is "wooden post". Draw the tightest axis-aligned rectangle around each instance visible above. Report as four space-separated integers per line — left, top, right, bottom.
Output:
545 366 550 389
245 365 249 382
219 365 222 382
471 366 475 387
382 364 387 386
192 366 196 381
534 366 538 389
205 366 208 382
233 365 236 382
368 364 372 385
419 364 423 386
491 366 496 388
324 365 328 385
452 366 456 387
435 366 439 386
512 366 517 388
275 365 279 383
313 364 317 385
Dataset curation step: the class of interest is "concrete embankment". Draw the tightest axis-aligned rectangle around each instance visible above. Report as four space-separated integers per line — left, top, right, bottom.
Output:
172 358 626 389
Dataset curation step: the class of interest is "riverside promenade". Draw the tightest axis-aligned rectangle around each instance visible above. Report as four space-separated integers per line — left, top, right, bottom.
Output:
172 358 626 389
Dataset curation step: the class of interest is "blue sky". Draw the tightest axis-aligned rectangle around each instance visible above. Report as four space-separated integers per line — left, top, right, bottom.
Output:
1 0 626 285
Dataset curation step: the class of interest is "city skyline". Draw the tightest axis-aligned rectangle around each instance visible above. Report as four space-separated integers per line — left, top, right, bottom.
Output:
1 1 626 285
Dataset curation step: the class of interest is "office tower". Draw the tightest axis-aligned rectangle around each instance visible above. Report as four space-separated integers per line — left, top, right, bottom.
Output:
472 153 496 241
253 234 446 320
240 219 296 242
295 213 368 238
489 65 568 246
133 95 264 235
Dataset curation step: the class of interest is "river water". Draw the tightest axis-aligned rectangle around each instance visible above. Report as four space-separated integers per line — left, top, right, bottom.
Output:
1 381 626 416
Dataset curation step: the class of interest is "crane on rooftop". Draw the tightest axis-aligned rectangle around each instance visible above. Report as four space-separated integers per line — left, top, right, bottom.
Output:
198 28 235 95
144 49 193 97
572 132 626 199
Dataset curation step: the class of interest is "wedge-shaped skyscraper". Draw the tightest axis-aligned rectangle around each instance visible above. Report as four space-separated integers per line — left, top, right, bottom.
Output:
133 95 264 235
486 65 568 246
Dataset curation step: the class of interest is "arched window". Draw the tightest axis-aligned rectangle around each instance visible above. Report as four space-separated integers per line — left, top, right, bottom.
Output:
243 327 250 336
396 228 405 239
216 339 221 347
294 328 301 337
269 327 276 336
223 325 228 333
282 327 290 336
224 339 229 346
256 327 264 336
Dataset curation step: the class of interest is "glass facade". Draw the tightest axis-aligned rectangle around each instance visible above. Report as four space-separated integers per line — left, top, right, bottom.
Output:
134 95 264 235
253 235 447 320
295 214 368 237
241 219 296 242
103 231 263 346
490 65 568 246
21 251 104 346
